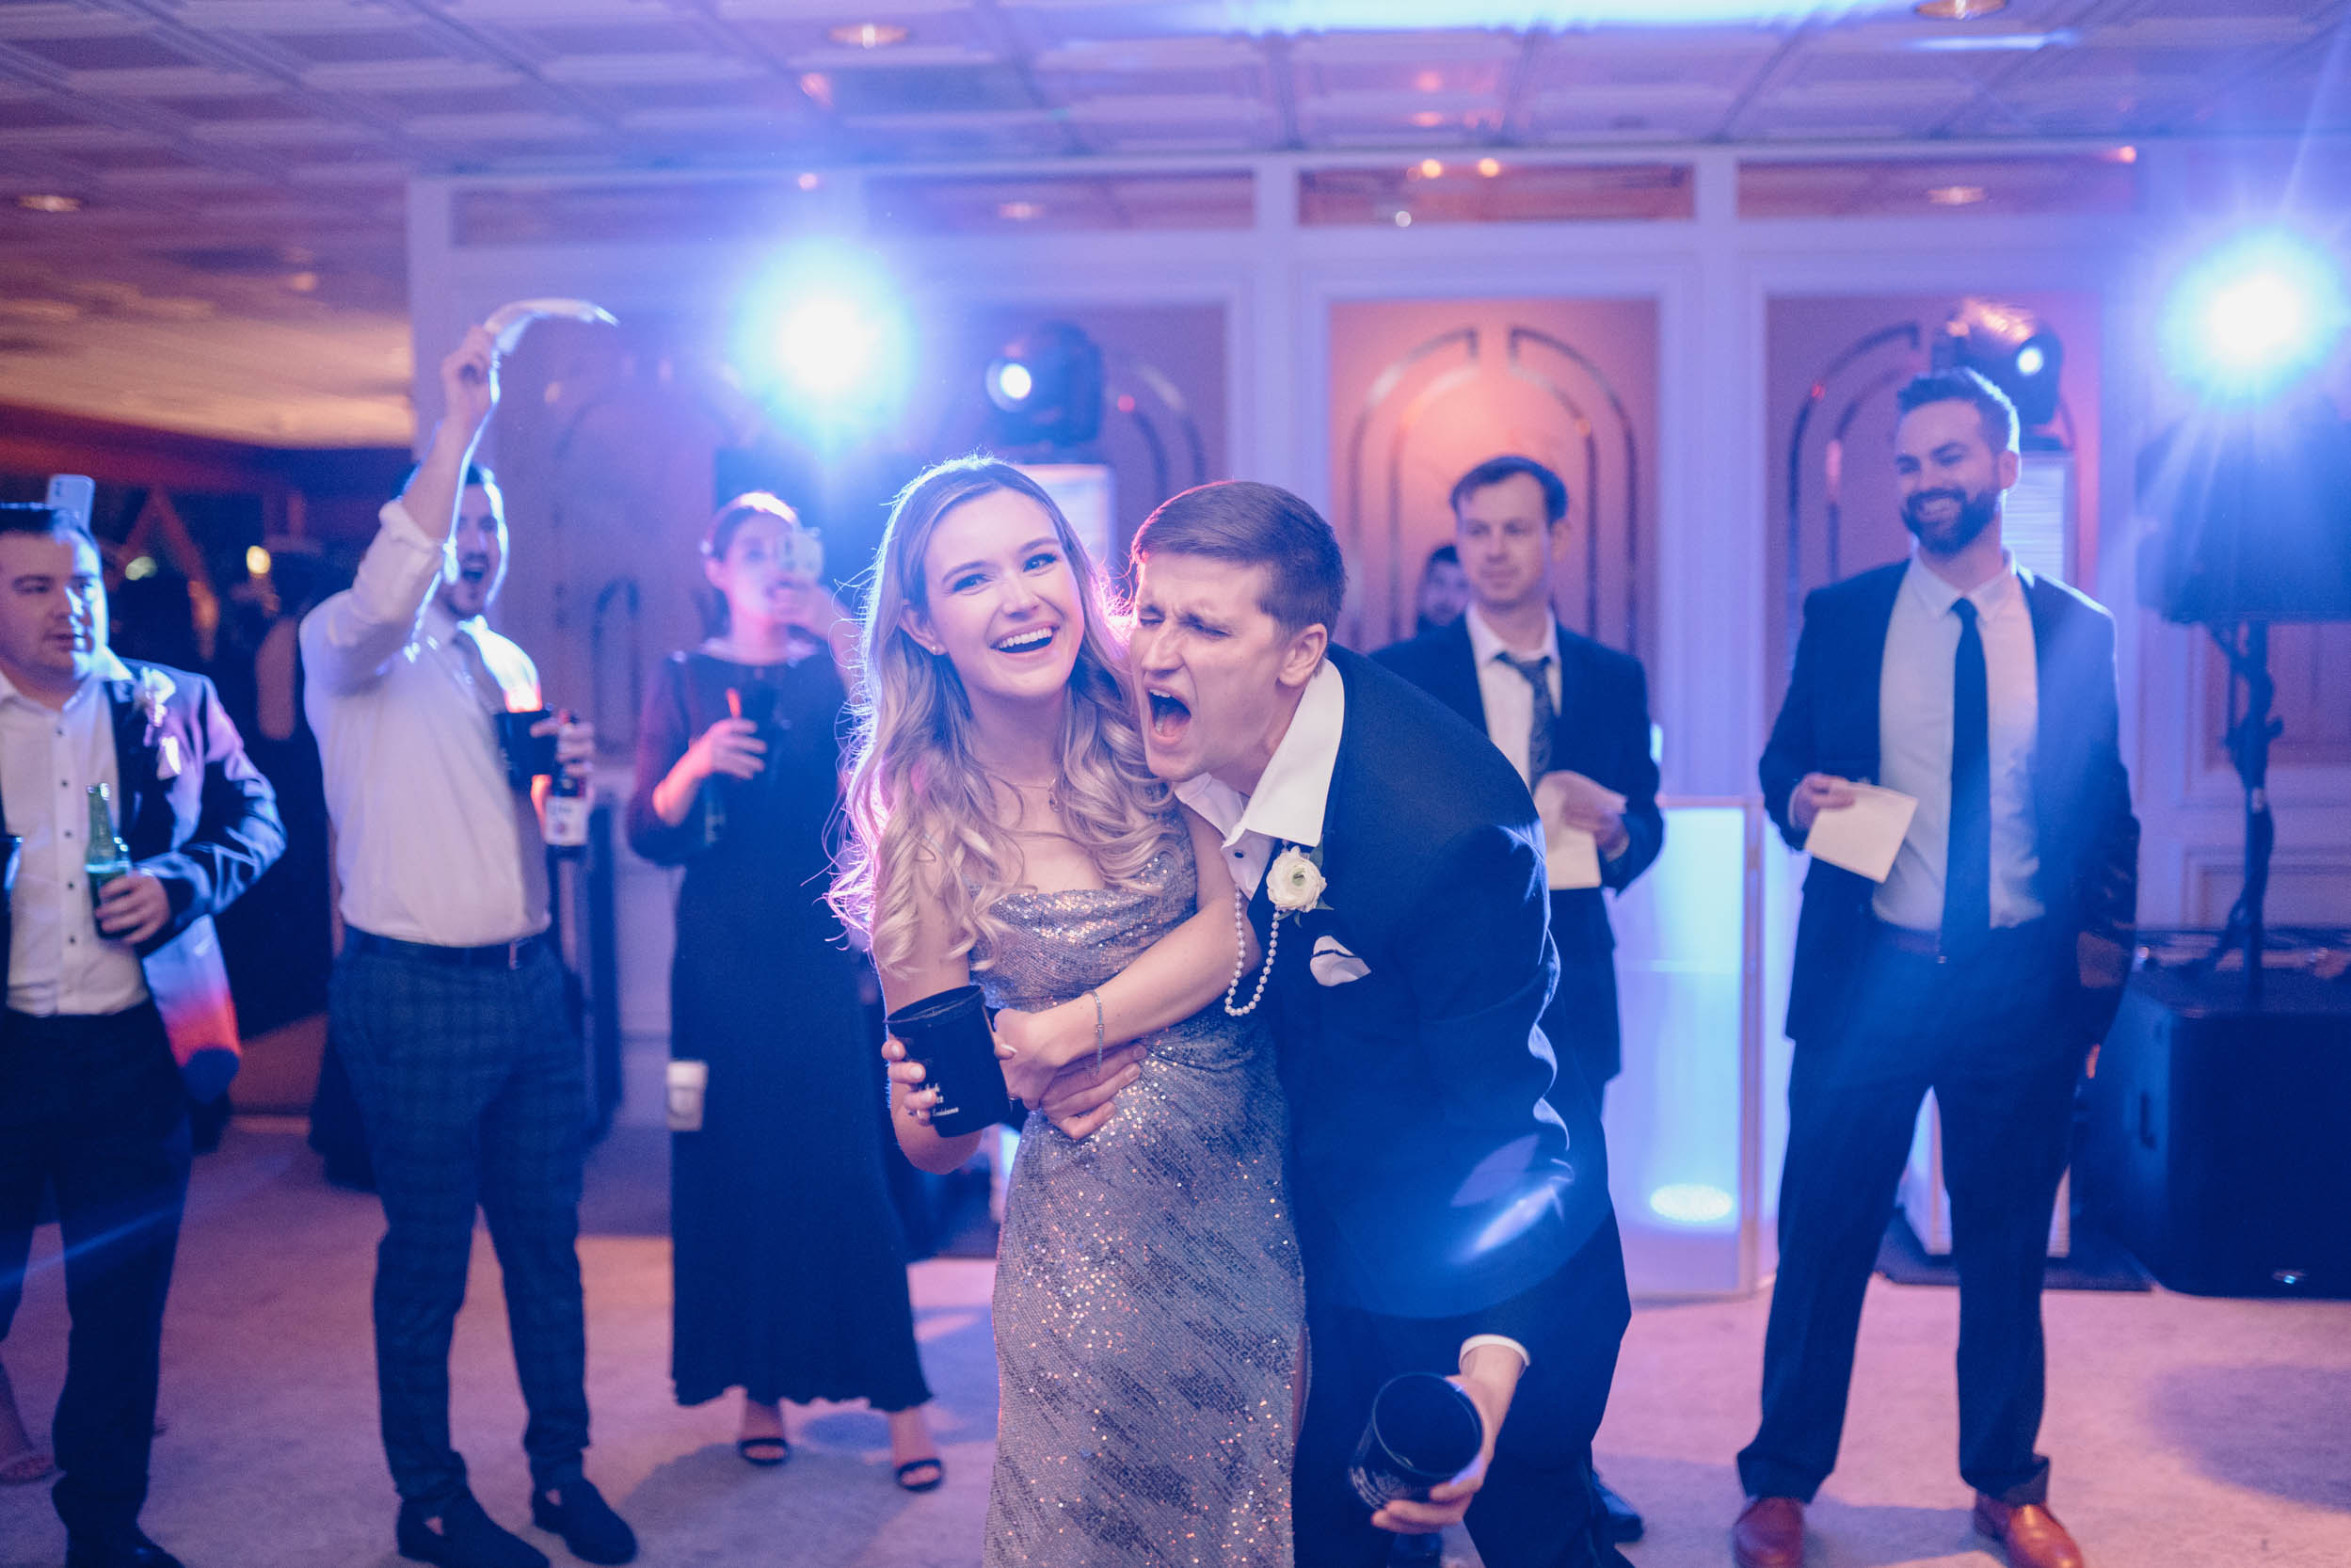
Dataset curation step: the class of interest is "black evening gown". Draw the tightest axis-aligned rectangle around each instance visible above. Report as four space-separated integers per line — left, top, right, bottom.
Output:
628 648 931 1412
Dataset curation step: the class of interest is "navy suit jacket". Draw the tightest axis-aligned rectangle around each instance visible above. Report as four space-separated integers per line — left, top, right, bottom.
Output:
1372 616 1662 1089
1759 562 2138 1048
0 658 283 1098
1255 648 1614 1320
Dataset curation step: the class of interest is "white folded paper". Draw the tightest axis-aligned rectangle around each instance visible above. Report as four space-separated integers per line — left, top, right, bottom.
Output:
1803 783 1919 884
1534 774 1624 892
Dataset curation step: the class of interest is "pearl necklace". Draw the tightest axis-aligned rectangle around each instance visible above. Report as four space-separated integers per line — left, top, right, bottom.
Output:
1223 884 1278 1016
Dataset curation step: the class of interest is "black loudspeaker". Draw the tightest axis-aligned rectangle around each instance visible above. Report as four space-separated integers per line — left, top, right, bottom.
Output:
2083 967 2351 1297
2137 399 2351 624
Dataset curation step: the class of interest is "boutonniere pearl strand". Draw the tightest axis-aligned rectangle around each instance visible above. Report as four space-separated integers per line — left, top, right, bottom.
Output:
1224 846 1327 1016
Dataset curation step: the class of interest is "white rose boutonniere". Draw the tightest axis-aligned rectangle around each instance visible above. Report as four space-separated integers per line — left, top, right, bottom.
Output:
135 666 176 736
1266 845 1329 920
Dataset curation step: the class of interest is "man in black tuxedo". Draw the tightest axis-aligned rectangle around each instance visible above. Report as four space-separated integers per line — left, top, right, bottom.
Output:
1375 456 1663 1112
0 504 283 1568
1732 371 2136 1568
1128 481 1631 1568
1374 456 1660 1552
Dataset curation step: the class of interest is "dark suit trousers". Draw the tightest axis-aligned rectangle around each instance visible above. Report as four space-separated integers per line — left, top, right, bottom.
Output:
1295 1215 1632 1568
0 1003 188 1541
1738 923 2078 1507
330 940 589 1505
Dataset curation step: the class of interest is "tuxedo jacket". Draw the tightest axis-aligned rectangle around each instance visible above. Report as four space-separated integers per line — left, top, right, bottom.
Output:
0 658 283 1099
1760 562 2138 1048
1256 647 1614 1322
1372 617 1663 1089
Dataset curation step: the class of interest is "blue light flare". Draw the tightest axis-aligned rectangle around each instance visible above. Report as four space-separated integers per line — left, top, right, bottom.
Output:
733 241 914 433
2162 229 2349 401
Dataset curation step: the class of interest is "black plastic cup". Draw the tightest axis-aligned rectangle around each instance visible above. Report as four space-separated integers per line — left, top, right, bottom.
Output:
886 984 1012 1139
496 709 559 790
1348 1372 1483 1512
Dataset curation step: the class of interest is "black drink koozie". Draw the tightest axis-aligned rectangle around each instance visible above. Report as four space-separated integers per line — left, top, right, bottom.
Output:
1349 1372 1482 1512
887 984 1013 1138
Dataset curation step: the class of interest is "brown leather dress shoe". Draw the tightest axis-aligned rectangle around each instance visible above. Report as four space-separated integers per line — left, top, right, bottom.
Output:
1732 1496 1806 1568
1973 1495 2087 1568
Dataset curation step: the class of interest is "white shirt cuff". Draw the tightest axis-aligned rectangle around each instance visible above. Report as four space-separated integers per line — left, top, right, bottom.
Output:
1458 1334 1530 1374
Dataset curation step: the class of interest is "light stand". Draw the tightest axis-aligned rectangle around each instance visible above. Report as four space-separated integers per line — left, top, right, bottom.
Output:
2206 619 2280 1002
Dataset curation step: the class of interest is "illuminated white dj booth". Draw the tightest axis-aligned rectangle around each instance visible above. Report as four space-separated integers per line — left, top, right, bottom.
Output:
1604 798 1800 1301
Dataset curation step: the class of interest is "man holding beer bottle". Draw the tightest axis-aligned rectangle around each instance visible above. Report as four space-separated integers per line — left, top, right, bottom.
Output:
0 500 283 1568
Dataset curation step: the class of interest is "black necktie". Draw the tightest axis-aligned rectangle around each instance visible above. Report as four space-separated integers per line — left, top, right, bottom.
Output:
1497 652 1555 779
1943 598 1991 954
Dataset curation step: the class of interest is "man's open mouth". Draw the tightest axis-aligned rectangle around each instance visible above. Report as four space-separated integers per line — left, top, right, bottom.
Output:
458 565 488 584
992 626 1057 655
1145 688 1191 743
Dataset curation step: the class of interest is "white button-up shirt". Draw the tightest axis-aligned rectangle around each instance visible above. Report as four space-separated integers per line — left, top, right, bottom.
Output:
1875 552 2043 932
1462 604 1563 788
1173 660 1346 896
301 500 549 948
1 650 152 1016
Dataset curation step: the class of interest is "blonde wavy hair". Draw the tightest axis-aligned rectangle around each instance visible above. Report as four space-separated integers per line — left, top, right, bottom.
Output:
831 456 1175 972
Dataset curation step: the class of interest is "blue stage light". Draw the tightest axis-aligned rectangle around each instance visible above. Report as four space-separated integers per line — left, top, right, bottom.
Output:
988 359 1035 408
2164 229 2349 400
1649 1182 1735 1226
734 243 912 424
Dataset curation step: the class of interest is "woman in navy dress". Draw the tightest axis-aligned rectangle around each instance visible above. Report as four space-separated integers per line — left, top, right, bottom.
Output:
629 493 942 1488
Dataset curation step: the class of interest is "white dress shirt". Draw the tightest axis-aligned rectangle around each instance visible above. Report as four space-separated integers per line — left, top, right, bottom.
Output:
1172 659 1531 1373
1 650 151 1016
1462 603 1563 788
301 500 549 948
1173 660 1346 896
1875 552 2043 932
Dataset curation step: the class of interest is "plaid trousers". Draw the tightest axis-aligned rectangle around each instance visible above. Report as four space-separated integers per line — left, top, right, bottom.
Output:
330 938 589 1505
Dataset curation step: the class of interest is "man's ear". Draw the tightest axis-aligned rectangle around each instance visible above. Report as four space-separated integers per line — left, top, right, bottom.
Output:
1278 623 1330 689
1996 448 2022 491
900 604 944 656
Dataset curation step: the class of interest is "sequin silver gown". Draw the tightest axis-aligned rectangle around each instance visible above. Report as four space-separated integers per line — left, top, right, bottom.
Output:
974 841 1303 1568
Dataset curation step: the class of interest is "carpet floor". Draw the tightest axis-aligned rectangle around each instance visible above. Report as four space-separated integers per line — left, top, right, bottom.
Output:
2 1125 2344 1568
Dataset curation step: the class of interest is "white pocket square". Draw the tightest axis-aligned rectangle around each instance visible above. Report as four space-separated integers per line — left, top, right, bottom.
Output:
1309 935 1370 986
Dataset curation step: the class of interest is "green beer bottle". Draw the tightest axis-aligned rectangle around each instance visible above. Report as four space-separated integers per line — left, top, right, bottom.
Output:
85 782 132 907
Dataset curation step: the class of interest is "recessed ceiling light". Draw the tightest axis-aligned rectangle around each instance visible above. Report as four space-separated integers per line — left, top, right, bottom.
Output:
1411 110 1444 127
2109 145 2138 164
1927 184 1989 206
828 22 908 48
1414 70 1443 92
1391 210 1413 228
796 171 822 191
1913 0 2007 17
287 271 320 294
1416 158 1444 179
799 72 833 108
999 200 1041 221
16 193 82 213
1477 157 1502 178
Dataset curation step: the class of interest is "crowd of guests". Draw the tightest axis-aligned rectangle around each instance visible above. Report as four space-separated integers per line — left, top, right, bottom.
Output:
0 324 2132 1568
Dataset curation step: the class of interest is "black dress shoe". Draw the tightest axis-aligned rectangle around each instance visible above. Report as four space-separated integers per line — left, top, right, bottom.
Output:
63 1528 184 1568
531 1477 637 1565
396 1490 549 1568
1594 1473 1644 1544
